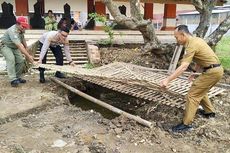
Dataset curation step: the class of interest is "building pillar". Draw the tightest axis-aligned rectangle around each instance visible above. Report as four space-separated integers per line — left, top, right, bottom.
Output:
40 0 45 16
94 1 106 30
144 3 153 20
161 4 176 31
88 0 94 14
15 0 29 16
95 1 106 15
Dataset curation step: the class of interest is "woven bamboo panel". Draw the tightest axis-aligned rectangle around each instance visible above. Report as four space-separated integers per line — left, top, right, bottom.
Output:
36 62 226 109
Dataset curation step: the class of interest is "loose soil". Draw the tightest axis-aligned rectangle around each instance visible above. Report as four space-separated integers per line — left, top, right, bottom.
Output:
0 46 229 153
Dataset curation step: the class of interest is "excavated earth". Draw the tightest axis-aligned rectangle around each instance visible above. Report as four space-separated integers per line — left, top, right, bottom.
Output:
0 46 229 153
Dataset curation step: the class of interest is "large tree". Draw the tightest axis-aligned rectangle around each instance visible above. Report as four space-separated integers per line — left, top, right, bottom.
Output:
101 0 230 54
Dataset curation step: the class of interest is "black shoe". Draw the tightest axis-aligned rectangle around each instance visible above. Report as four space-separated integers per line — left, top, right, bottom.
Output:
55 71 66 78
39 70 46 83
17 78 26 83
172 123 193 132
197 109 215 118
11 79 20 87
40 78 46 83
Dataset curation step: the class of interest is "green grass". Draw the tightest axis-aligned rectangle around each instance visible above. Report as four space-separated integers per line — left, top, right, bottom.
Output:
83 63 95 69
215 36 230 70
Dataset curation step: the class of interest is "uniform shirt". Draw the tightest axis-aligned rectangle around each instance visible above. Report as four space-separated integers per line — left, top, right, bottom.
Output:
1 25 24 49
181 36 220 67
39 31 72 62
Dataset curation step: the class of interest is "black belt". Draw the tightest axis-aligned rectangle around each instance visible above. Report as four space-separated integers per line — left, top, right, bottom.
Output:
203 64 221 72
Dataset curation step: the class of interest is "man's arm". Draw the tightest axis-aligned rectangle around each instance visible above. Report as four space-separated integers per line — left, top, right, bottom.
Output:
8 31 34 63
193 63 201 72
38 38 50 63
160 62 190 88
22 38 28 49
188 63 200 82
63 39 75 66
15 43 34 63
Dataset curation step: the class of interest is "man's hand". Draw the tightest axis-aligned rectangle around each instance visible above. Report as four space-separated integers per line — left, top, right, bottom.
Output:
27 55 34 64
188 73 195 82
33 60 42 67
70 62 76 67
38 60 42 64
160 78 170 90
32 61 38 66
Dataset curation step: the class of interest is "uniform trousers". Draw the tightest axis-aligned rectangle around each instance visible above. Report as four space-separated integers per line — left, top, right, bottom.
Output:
1 45 25 81
183 66 224 125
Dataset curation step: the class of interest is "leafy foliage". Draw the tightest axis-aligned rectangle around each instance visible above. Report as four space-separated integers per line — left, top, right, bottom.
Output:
89 13 117 46
83 63 95 69
215 36 230 70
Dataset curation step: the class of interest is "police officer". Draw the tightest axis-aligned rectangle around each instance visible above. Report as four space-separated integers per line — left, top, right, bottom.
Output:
0 17 35 87
160 25 223 132
38 26 75 83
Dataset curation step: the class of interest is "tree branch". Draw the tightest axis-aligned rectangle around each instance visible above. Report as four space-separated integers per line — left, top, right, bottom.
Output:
102 0 162 54
130 0 143 21
206 14 230 46
191 0 203 10
193 0 217 37
102 0 137 29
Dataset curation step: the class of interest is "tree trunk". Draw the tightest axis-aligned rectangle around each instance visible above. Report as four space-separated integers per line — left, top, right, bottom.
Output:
206 14 230 47
103 0 162 53
193 1 217 38
103 0 137 29
138 23 162 52
102 0 228 56
193 9 211 37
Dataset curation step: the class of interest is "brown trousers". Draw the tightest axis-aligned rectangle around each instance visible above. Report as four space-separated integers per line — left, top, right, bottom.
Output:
183 66 224 125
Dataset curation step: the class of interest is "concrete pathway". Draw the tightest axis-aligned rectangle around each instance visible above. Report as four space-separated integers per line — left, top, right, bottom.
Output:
0 29 175 43
0 30 175 74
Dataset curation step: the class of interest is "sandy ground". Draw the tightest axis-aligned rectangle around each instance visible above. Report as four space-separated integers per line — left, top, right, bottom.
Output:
0 73 229 153
0 47 229 153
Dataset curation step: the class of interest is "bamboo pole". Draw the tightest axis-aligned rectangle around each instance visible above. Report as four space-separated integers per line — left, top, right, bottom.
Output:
50 77 153 128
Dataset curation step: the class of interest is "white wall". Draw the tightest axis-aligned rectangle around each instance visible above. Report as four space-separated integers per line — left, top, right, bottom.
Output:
106 1 145 19
28 0 37 13
105 3 195 19
0 0 15 12
29 0 87 13
0 1 195 17
153 4 195 15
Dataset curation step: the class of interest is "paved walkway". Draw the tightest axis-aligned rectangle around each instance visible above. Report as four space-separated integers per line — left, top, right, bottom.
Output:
0 30 175 73
0 29 175 44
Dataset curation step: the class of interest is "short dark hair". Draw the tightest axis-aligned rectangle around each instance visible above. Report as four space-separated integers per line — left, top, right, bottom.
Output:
71 18 75 25
60 26 70 33
57 17 67 29
175 25 192 35
48 10 53 13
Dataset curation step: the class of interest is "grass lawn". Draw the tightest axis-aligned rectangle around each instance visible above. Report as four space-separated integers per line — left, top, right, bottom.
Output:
215 36 230 70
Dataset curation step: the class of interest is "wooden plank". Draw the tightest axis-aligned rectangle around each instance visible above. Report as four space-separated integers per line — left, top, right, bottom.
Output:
168 45 183 74
51 77 153 128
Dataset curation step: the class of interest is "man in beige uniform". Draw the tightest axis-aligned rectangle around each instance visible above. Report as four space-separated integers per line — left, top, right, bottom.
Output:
0 17 35 87
160 25 223 132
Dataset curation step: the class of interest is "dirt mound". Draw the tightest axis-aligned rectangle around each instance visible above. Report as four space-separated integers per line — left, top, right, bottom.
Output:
99 46 170 69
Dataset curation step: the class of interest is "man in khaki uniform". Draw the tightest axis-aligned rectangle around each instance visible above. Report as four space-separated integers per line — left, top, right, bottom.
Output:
0 17 35 87
160 25 223 132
